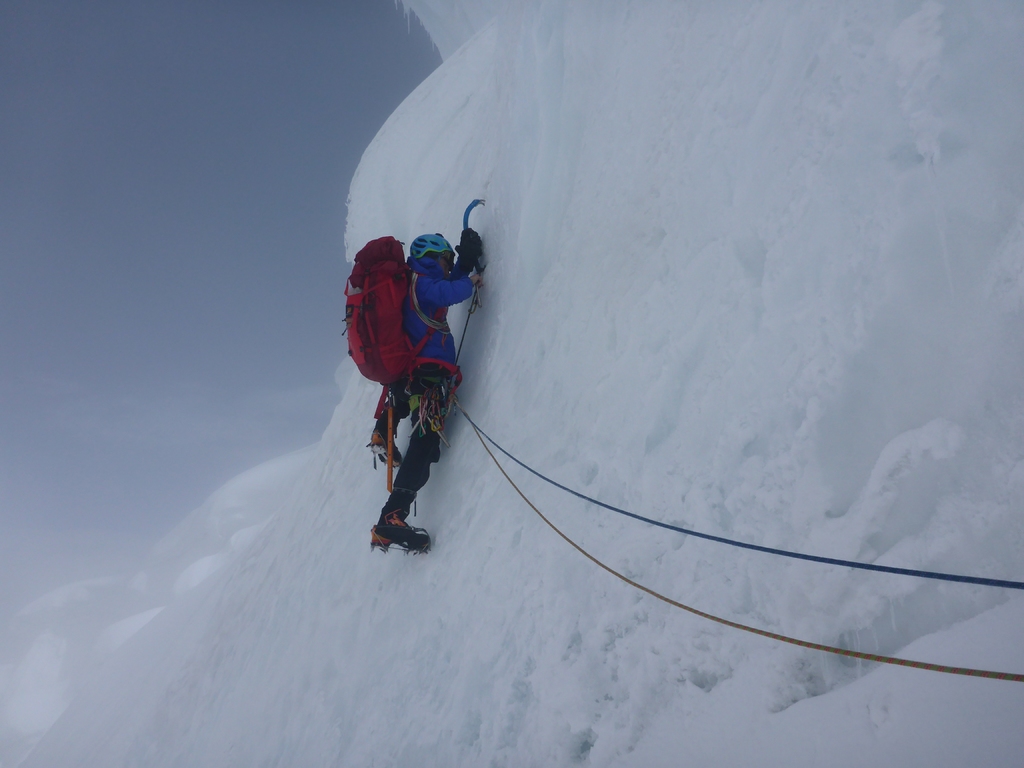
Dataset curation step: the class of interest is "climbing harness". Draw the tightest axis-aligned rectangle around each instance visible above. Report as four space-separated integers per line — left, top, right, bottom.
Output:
460 408 1024 683
457 411 1024 593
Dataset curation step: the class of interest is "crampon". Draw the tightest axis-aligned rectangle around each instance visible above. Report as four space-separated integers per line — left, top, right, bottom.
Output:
370 524 431 554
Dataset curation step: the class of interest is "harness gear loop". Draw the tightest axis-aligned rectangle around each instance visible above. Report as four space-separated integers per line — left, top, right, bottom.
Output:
414 372 462 438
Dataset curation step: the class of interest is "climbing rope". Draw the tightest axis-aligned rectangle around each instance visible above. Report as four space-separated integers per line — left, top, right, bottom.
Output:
461 409 1024 683
457 410 1024 592
455 286 482 367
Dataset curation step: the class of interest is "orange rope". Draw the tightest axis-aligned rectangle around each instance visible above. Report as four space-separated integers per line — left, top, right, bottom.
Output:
465 416 1024 683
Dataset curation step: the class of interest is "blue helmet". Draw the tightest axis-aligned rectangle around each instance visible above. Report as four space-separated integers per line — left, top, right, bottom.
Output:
410 233 454 260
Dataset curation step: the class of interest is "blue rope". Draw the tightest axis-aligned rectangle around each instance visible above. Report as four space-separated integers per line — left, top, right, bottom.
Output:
458 409 1024 592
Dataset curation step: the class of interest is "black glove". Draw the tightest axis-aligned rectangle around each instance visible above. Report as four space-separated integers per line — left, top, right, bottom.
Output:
455 227 483 274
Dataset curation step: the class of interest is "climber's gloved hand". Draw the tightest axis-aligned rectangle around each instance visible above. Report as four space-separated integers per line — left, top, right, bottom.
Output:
455 227 483 274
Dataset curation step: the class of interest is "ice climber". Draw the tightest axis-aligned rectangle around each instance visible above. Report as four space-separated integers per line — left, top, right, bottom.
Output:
369 228 484 551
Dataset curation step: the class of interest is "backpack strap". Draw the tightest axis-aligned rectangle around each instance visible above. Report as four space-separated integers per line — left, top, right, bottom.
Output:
373 384 390 420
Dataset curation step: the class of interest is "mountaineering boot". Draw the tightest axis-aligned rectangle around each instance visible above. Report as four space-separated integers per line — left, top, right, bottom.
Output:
370 499 430 554
370 517 431 553
368 430 402 469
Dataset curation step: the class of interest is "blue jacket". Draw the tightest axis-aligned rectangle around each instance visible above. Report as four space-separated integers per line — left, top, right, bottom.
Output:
403 255 474 367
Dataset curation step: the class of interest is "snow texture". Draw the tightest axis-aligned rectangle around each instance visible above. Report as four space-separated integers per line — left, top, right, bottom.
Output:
95 608 165 654
7 1 1024 766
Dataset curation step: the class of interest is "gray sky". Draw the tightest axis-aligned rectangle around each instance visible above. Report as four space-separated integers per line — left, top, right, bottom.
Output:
0 0 440 550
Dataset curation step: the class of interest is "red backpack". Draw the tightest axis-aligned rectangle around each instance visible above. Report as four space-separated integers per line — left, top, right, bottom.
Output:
344 236 416 385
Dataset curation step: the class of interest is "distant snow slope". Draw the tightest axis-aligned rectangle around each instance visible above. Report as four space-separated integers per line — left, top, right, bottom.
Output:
1 447 312 767
22 1 1024 766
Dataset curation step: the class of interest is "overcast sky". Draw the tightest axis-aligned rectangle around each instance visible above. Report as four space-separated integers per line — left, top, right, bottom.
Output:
0 0 440 566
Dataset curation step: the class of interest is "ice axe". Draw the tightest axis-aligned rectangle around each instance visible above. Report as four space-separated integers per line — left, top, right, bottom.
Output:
462 199 486 273
456 198 485 365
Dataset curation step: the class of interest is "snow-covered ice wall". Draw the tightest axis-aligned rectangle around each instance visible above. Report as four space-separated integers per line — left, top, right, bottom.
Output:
19 1 1024 766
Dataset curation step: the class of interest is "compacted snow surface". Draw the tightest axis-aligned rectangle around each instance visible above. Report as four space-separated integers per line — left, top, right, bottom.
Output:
6 1 1024 766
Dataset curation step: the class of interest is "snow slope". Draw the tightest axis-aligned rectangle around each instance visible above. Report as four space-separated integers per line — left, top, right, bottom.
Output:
18 1 1024 765
1 447 313 767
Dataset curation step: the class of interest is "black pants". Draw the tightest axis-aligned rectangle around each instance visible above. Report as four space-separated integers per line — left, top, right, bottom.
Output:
375 368 446 519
